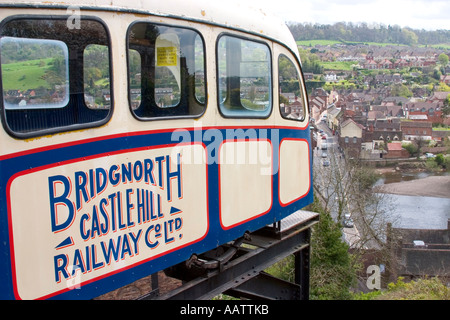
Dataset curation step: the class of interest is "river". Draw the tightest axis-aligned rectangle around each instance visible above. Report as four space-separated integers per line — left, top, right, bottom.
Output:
375 171 450 230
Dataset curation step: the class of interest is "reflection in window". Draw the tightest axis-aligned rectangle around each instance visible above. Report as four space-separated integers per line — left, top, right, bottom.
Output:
155 33 180 108
278 54 305 120
1 37 69 109
127 23 206 119
217 35 271 118
128 49 141 110
0 18 111 137
84 44 111 109
194 35 205 104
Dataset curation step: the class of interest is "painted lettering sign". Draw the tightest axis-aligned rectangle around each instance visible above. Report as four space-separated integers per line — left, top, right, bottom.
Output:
7 144 208 299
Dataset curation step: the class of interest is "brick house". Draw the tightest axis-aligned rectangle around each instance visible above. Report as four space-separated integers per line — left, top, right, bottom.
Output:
406 101 443 124
401 121 433 141
339 118 365 158
309 88 329 114
427 91 449 104
385 142 409 159
371 119 403 142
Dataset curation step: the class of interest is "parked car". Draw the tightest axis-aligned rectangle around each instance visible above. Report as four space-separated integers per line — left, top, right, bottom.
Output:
322 152 328 158
343 213 354 228
343 218 354 228
413 240 427 248
323 159 330 167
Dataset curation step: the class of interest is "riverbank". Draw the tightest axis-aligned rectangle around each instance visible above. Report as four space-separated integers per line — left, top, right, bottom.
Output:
375 175 450 199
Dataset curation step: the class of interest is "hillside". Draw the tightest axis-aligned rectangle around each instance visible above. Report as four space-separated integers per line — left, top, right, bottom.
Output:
288 22 450 47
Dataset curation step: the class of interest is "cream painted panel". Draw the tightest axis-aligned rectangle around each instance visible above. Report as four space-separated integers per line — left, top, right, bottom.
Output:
8 144 208 299
219 140 272 229
279 139 310 206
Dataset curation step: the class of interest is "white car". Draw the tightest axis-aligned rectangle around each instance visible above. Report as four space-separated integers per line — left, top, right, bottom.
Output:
343 213 354 228
343 218 354 228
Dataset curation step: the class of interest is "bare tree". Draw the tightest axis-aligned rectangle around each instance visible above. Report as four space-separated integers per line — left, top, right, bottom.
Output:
313 148 402 280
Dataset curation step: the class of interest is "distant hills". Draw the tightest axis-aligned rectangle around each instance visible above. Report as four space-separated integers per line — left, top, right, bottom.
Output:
288 22 450 47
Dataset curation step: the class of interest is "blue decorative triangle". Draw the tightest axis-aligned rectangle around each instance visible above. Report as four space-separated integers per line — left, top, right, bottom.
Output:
56 236 74 249
170 206 182 215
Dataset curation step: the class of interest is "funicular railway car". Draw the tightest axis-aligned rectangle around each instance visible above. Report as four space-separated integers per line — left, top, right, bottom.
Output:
0 0 313 299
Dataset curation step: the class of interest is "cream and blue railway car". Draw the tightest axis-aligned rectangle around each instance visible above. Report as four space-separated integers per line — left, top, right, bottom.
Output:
0 0 313 299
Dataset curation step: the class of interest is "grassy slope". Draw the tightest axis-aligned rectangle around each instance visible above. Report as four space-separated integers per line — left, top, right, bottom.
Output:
1 58 54 90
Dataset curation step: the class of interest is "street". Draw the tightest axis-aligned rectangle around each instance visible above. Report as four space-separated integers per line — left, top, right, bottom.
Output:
313 113 364 249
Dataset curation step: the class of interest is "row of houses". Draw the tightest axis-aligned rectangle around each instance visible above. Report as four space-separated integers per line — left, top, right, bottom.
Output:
362 52 436 70
309 87 450 159
308 44 446 68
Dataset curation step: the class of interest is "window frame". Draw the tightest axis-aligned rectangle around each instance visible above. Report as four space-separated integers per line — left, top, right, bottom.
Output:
0 14 113 139
216 32 273 119
126 20 207 121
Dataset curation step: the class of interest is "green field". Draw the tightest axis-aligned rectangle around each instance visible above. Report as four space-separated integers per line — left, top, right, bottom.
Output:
297 40 343 47
321 61 358 71
427 43 450 50
297 39 411 47
298 39 450 49
1 58 55 91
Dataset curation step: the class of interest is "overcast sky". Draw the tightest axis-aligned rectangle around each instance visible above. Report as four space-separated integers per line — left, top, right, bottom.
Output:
245 0 450 31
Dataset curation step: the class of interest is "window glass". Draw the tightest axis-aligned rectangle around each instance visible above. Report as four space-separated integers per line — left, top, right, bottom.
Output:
217 35 271 118
84 44 111 109
1 37 69 109
278 54 305 120
127 22 206 119
0 18 111 137
194 35 205 104
155 33 180 108
128 49 141 110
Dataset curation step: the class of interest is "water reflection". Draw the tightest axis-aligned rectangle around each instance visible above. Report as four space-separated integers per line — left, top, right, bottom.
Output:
375 170 449 186
380 194 450 229
376 171 450 230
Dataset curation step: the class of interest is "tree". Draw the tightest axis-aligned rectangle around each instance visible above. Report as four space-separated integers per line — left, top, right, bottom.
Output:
401 28 418 46
313 149 400 288
308 198 357 300
390 83 413 98
438 53 449 67
442 94 450 119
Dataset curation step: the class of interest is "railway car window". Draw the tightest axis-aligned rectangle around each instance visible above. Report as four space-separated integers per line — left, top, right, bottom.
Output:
278 54 305 120
84 44 111 109
0 18 111 137
0 37 69 109
155 33 181 108
194 35 206 104
217 35 271 118
127 22 206 118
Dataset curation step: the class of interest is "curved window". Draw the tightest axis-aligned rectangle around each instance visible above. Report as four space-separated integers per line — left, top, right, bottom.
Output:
1 37 69 110
278 54 305 120
84 44 111 110
217 35 272 118
127 22 206 119
0 17 112 137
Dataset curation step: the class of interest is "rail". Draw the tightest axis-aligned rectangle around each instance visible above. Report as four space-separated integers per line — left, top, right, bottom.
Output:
138 210 319 300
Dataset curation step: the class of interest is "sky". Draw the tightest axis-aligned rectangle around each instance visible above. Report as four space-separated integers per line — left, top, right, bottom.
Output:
244 0 450 31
